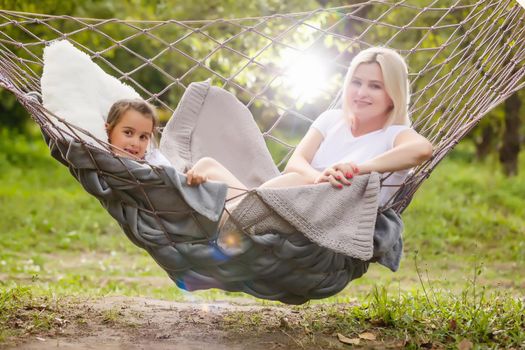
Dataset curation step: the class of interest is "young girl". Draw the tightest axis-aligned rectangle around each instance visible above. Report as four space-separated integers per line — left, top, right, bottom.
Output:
105 99 249 202
105 99 171 166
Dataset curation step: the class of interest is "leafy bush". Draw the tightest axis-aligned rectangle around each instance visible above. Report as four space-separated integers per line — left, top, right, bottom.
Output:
0 128 53 168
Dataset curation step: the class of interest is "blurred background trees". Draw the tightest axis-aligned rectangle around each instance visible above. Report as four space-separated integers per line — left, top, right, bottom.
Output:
0 0 522 175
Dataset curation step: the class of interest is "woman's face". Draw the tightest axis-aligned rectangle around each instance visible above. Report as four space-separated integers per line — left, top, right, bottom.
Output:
106 109 153 159
346 62 393 124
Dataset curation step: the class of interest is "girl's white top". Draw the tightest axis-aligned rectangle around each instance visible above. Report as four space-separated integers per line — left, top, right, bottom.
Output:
310 109 411 207
145 148 172 167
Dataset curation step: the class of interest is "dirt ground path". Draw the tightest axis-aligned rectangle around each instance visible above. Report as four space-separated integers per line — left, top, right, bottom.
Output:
4 296 350 350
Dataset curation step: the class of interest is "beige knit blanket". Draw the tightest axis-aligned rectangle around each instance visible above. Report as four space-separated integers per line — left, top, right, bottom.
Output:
221 175 380 260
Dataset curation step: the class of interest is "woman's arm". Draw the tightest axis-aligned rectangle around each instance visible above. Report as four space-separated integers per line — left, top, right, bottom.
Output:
262 127 349 189
357 129 433 174
283 128 324 183
285 128 353 188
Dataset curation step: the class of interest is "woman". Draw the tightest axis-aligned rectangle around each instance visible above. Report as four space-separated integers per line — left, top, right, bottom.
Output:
186 47 433 206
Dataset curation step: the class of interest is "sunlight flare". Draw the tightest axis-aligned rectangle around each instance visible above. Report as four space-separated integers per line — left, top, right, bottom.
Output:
281 49 329 101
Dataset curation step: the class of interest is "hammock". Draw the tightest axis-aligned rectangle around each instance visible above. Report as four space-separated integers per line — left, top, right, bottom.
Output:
1 1 524 303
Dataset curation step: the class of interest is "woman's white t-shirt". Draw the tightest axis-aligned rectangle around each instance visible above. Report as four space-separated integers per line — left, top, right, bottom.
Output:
310 109 410 207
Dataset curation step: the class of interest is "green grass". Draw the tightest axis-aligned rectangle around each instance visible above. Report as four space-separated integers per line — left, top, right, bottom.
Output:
0 129 524 346
0 286 64 343
298 284 525 348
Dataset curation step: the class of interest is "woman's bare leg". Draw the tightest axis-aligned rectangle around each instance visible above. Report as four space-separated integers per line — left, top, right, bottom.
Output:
259 172 312 189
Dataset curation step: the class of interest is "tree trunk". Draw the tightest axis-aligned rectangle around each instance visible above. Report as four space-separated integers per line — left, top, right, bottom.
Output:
475 124 494 161
499 92 522 176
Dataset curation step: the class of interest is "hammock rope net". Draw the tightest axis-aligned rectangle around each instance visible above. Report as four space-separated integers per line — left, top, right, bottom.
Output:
1 1 524 212
0 1 524 303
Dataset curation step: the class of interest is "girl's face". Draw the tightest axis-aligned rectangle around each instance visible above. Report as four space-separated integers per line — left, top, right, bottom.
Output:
106 109 153 159
346 62 393 124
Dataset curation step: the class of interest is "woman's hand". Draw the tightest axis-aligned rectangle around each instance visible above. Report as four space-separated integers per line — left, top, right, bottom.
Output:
185 167 208 186
314 162 359 188
332 161 360 178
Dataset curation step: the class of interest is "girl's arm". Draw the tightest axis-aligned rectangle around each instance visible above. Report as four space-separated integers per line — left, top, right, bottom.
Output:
357 129 433 174
283 128 324 183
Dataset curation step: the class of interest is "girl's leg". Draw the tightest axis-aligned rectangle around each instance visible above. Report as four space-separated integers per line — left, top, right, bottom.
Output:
191 157 247 200
191 157 249 228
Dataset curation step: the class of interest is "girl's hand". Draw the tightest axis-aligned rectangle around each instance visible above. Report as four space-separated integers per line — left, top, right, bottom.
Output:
185 168 208 186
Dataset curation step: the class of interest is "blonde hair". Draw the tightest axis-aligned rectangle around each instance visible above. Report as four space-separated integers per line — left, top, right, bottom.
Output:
106 98 158 136
342 47 410 127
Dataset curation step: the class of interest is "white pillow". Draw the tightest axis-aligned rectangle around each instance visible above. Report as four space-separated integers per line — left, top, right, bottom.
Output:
41 40 140 143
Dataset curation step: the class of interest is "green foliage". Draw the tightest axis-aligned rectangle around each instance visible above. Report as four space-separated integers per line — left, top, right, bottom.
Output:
0 92 34 131
0 128 51 168
1 0 522 168
0 0 325 129
402 142 525 262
